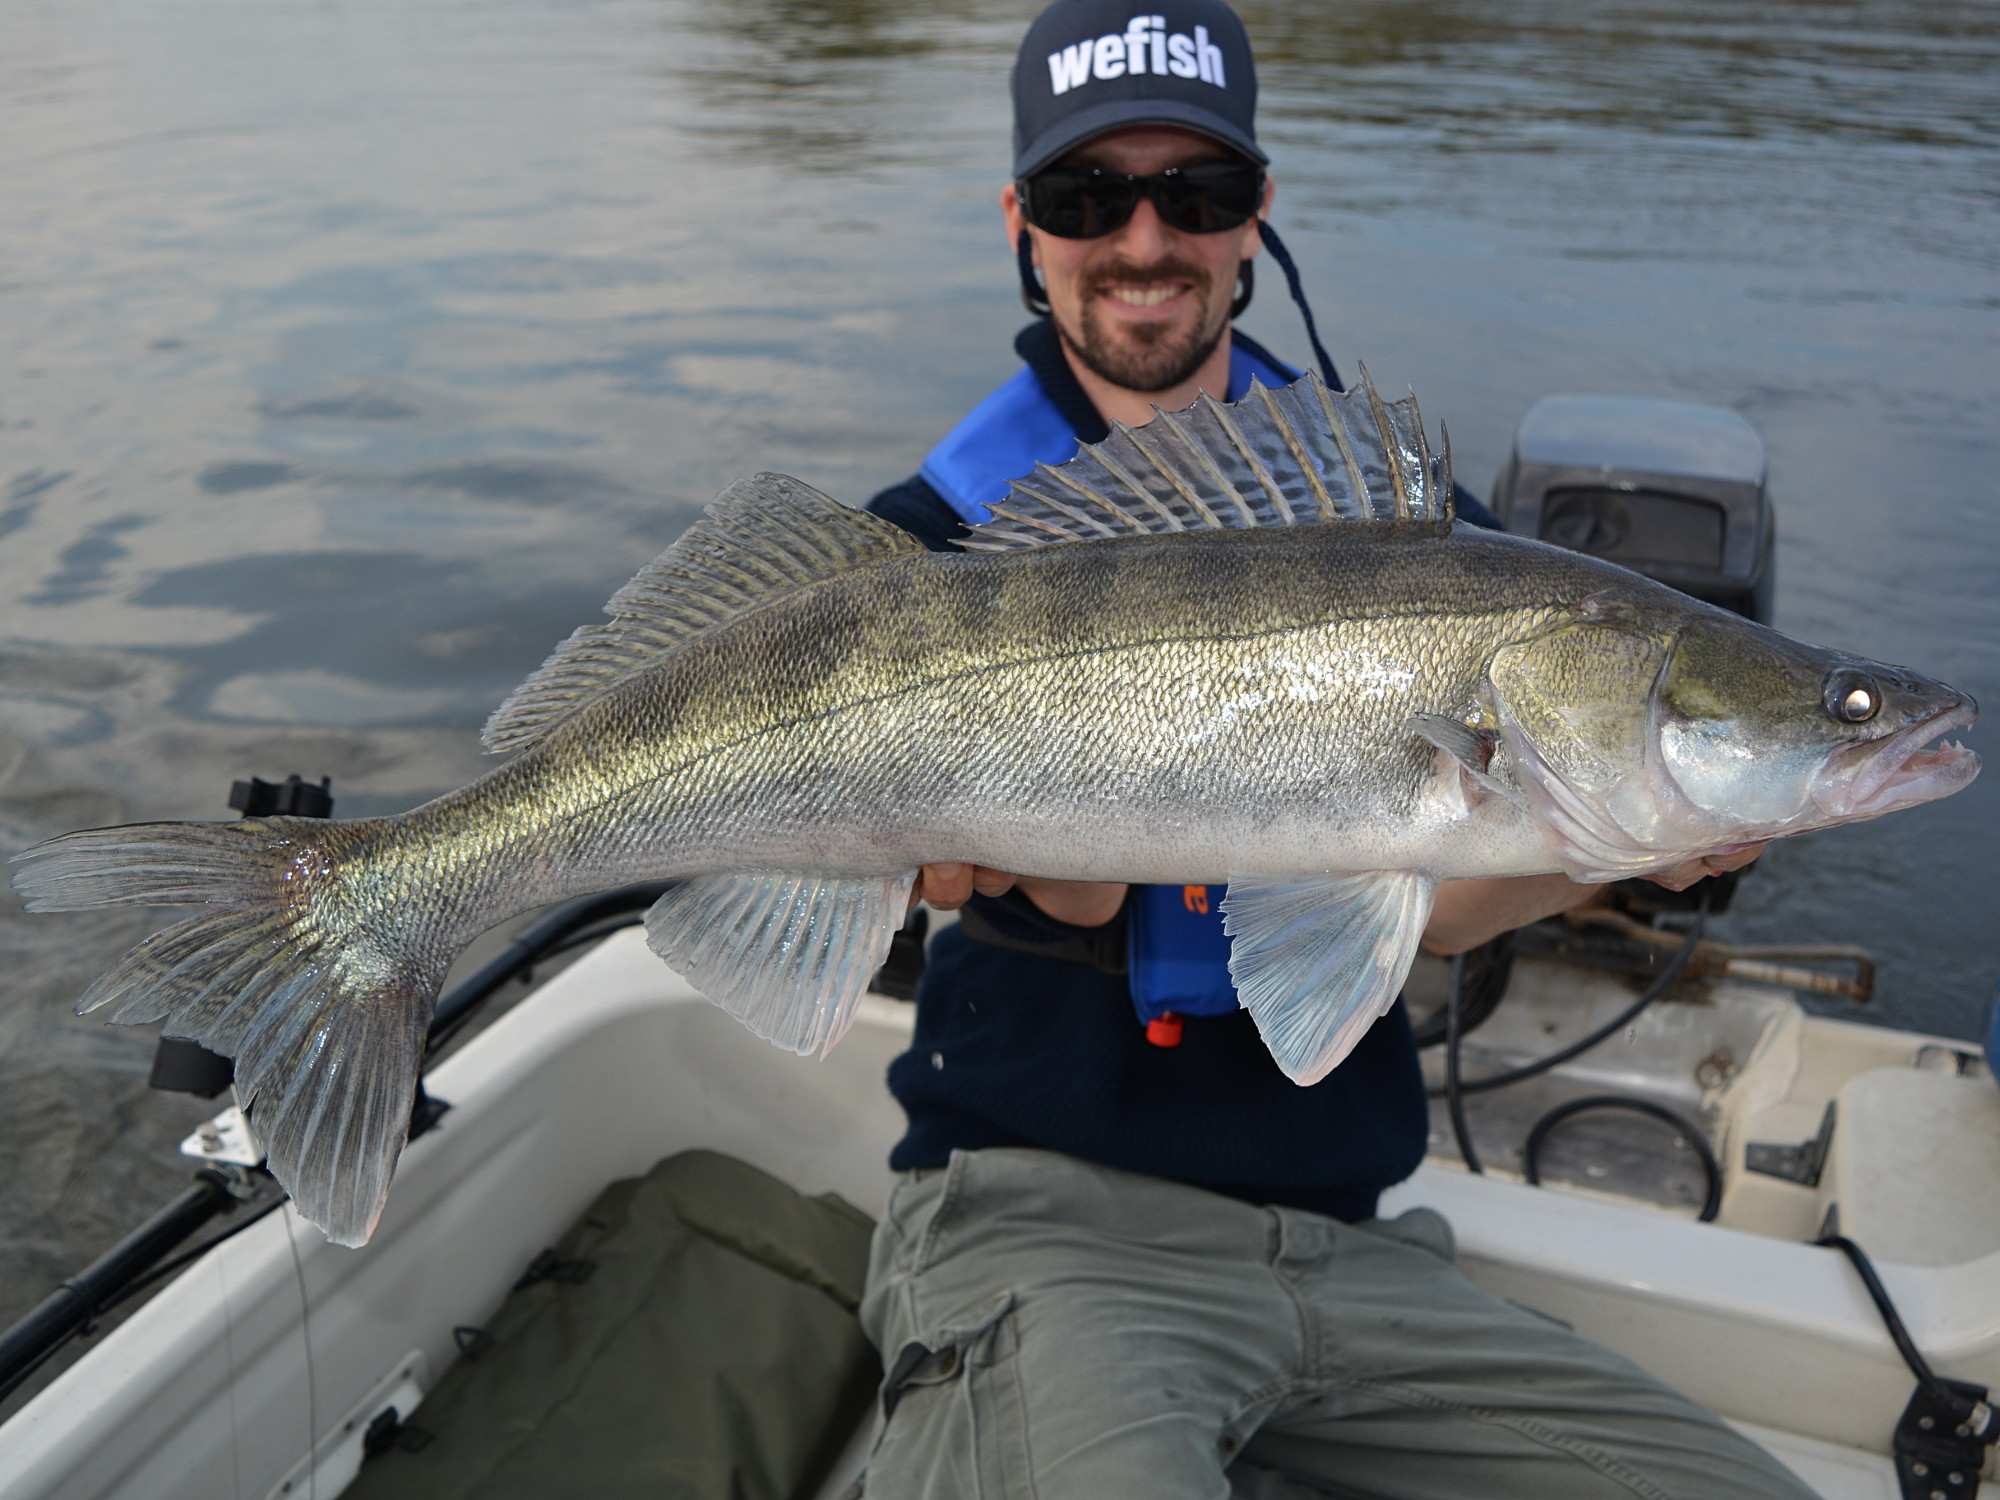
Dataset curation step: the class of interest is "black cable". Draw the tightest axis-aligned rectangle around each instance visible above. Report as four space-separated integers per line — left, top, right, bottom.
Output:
1523 1096 1722 1221
1251 221 1339 389
0 1323 74 1406
1410 933 1513 1049
1816 1233 1997 1437
1430 898 1710 1099
0 1185 287 1406
1443 952 1482 1174
521 915 647 968
424 882 673 1058
96 1192 288 1317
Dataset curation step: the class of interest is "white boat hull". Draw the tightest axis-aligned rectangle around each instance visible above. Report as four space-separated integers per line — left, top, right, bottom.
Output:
3 927 1993 1499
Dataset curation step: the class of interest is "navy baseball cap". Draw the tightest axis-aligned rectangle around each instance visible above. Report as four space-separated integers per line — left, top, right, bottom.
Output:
1011 0 1265 179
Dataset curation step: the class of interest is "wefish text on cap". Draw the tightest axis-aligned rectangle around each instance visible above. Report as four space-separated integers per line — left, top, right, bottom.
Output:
1012 0 1263 179
1045 17 1230 95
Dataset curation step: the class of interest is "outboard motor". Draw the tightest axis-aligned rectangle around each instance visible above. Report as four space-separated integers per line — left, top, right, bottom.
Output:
1489 395 1775 624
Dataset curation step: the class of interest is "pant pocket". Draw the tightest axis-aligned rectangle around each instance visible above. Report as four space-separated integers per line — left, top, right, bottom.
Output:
1358 1205 1456 1263
868 1291 1035 1500
880 1290 1014 1421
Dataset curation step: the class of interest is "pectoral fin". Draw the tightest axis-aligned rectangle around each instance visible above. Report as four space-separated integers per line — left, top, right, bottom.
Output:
645 871 916 1059
1222 871 1436 1085
1409 713 1525 811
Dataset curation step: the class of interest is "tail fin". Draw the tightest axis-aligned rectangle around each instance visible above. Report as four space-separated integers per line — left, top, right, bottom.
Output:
11 818 445 1247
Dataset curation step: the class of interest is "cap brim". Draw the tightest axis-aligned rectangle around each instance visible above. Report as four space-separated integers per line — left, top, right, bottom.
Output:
1013 99 1266 179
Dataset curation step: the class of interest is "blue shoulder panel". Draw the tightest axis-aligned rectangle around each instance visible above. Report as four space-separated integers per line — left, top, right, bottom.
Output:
1229 341 1299 395
919 366 1081 526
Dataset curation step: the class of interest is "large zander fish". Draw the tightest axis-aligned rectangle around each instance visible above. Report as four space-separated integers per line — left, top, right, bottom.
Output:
12 374 1979 1245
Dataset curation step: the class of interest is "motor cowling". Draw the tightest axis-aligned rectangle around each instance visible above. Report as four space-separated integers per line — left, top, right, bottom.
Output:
1490 394 1775 625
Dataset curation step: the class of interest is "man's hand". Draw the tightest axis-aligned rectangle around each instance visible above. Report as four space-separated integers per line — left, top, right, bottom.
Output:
914 864 1128 928
1641 843 1766 892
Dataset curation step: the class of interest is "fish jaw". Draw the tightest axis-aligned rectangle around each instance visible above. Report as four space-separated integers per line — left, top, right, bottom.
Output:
1811 696 1980 823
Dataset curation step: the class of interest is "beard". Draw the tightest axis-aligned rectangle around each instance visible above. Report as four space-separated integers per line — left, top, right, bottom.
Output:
1055 254 1232 395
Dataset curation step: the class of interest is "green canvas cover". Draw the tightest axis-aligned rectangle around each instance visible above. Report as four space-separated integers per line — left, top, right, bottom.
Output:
345 1150 881 1500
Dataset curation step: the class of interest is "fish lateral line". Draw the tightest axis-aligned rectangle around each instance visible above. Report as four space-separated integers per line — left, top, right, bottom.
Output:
504 602 1559 832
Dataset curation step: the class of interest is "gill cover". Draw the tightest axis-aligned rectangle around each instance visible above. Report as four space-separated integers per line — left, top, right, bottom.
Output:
1486 605 1691 881
1651 614 1846 831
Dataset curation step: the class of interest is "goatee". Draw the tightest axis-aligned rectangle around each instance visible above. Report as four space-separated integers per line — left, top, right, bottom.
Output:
1057 256 1230 395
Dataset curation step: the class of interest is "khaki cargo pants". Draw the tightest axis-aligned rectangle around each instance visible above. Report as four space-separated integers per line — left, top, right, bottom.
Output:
857 1148 1818 1499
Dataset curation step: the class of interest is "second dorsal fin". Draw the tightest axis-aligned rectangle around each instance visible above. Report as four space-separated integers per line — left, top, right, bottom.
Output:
962 367 1452 553
482 473 924 755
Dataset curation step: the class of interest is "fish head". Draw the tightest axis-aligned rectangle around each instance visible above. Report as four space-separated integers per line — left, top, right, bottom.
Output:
1654 612 1979 831
1487 592 1979 880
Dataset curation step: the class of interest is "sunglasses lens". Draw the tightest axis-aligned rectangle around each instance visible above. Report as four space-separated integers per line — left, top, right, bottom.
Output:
1158 163 1262 232
1023 164 1263 239
1025 171 1137 238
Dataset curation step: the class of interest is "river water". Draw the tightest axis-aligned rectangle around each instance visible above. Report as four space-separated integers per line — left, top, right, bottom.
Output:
1 0 1995 1329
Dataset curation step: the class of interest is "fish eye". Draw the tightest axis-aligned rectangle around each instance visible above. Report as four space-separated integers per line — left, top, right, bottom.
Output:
1824 669 1880 724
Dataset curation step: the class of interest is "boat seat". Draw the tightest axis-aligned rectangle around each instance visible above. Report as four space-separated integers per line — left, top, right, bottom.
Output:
1821 1066 2000 1268
343 1149 881 1500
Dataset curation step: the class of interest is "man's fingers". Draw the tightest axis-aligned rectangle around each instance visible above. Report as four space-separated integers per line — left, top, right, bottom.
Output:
915 863 1021 911
918 862 974 910
1647 863 1704 892
971 867 1020 898
1704 843 1769 874
1645 842 1770 892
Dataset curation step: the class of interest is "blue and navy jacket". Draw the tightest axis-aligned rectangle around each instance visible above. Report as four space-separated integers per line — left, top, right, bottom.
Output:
867 321 1474 1222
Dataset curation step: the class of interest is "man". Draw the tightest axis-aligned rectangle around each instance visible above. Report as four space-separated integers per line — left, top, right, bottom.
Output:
855 3 1796 1496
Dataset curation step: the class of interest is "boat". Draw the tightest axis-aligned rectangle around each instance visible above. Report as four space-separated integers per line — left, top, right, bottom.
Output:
2 396 1993 1500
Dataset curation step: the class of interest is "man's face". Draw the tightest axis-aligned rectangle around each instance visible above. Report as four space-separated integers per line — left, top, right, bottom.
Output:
1004 125 1270 395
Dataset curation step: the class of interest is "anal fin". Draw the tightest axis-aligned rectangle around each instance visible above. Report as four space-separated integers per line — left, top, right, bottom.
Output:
1222 871 1436 1085
645 871 917 1058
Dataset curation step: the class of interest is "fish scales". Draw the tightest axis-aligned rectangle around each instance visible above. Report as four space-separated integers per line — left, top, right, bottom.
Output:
11 373 1977 1245
385 524 1573 895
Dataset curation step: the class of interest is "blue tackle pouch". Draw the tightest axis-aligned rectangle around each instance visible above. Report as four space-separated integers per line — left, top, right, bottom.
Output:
1127 885 1241 1044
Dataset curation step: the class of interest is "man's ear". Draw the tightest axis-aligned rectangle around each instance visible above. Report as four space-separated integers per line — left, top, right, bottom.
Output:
1244 174 1275 262
1001 183 1030 254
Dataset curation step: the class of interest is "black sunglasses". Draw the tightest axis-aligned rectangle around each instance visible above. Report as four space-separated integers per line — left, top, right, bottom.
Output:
1017 160 1265 240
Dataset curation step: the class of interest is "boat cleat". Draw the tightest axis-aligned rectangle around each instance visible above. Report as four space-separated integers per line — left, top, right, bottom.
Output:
180 1105 263 1169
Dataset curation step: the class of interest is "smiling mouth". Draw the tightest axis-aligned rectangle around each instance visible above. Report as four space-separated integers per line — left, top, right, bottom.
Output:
1817 698 1981 818
1103 283 1186 308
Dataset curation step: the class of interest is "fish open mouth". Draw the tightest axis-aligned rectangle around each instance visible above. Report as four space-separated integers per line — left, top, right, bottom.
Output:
1814 698 1981 820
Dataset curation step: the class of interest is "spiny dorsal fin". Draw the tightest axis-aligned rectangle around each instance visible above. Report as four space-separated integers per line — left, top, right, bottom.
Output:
963 367 1453 553
483 473 923 754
